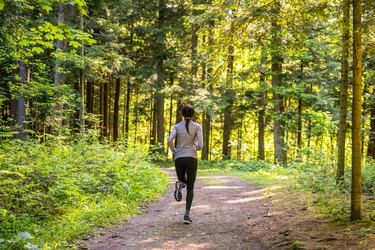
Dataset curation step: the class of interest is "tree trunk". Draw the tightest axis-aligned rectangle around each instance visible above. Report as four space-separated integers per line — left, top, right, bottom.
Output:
103 80 109 139
14 60 27 139
258 45 267 161
297 63 304 149
271 0 285 164
124 77 131 146
201 20 214 160
337 0 350 182
222 14 235 160
54 3 67 88
113 78 120 141
222 50 234 160
351 0 362 221
155 0 166 154
99 84 104 140
79 12 85 131
53 2 67 134
150 96 157 146
191 24 198 81
133 87 139 147
86 81 94 113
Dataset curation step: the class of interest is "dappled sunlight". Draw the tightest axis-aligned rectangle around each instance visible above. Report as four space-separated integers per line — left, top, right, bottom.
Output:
203 185 244 189
191 205 211 210
241 188 267 195
198 176 231 179
268 184 284 191
226 196 263 204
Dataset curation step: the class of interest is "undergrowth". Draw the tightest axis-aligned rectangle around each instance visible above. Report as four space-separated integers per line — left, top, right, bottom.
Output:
0 138 169 250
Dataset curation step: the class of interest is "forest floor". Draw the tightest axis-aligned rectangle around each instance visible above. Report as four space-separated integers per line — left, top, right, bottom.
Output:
83 168 375 250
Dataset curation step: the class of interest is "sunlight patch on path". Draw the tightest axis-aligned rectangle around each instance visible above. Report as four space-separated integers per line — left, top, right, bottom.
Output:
225 196 263 204
202 185 243 189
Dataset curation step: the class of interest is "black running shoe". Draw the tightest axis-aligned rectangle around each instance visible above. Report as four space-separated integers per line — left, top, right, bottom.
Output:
183 215 193 224
174 181 183 202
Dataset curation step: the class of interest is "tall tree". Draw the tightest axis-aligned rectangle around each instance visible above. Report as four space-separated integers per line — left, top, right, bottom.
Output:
113 78 121 141
337 0 350 183
14 60 27 139
271 0 285 164
156 0 166 153
201 20 214 160
222 9 235 160
258 45 267 161
351 0 363 221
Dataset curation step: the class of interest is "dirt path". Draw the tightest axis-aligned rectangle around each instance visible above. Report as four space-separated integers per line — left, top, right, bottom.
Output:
84 169 374 250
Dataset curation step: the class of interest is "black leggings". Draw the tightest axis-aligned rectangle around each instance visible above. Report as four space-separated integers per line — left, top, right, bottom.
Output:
175 157 197 211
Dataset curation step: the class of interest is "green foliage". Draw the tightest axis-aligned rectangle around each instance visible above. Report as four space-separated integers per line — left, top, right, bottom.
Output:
363 159 375 194
199 160 270 172
0 139 169 249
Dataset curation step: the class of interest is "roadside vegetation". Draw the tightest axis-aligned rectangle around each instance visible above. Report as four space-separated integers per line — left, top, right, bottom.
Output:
0 137 168 250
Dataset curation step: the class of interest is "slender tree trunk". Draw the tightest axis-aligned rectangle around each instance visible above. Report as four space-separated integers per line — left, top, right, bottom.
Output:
337 0 350 182
14 60 27 139
271 0 285 164
113 78 120 141
258 45 267 161
191 24 198 81
156 0 166 153
134 86 139 147
151 96 157 146
99 84 104 140
79 12 85 131
103 80 109 139
124 77 131 146
86 81 94 114
237 125 243 160
202 20 214 160
297 63 304 149
53 3 67 133
222 14 235 160
351 0 362 221
175 100 183 124
54 3 66 88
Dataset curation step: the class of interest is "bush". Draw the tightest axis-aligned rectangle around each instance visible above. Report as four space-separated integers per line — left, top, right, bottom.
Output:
363 159 375 194
0 139 169 249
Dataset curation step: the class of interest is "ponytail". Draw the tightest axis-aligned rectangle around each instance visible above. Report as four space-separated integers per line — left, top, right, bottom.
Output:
182 104 195 135
185 117 191 135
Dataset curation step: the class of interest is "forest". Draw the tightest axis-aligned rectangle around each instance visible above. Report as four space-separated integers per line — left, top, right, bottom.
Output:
1 0 375 249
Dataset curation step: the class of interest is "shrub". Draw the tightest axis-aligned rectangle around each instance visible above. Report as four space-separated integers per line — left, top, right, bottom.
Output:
0 139 168 249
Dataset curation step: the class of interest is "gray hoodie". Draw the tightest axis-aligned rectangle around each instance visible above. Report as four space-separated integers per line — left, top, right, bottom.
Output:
167 120 204 160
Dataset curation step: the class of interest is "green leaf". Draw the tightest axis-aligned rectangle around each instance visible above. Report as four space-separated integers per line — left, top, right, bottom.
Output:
41 4 52 12
45 34 55 40
0 0 4 10
69 41 81 48
32 47 44 54
0 208 6 217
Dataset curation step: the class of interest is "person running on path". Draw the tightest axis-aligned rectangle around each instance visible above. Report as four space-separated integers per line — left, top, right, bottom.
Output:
167 104 204 224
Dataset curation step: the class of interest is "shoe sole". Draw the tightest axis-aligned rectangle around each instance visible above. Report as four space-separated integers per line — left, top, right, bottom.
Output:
174 181 182 202
183 219 192 224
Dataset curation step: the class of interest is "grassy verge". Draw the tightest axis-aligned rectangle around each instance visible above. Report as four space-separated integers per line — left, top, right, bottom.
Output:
0 139 169 250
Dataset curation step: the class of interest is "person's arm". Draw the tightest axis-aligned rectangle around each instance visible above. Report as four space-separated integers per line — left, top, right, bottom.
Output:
168 126 177 154
196 124 204 151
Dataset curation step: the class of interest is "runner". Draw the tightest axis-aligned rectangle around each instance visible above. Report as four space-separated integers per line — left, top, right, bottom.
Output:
167 104 204 224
